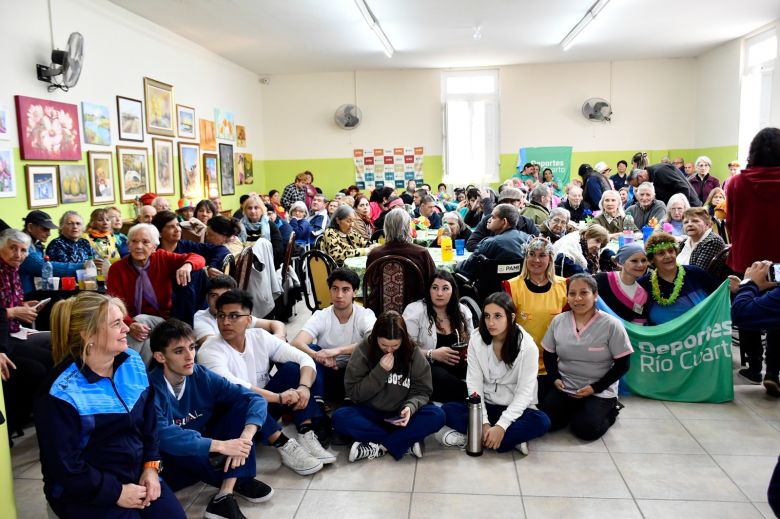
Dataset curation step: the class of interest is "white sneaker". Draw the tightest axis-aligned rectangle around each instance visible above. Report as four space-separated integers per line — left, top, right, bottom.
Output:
434 426 466 448
406 441 423 459
278 438 323 475
298 430 337 464
348 441 386 462
516 442 529 456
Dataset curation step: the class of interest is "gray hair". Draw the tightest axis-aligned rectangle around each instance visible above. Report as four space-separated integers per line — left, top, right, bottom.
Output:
289 201 308 215
383 208 412 243
329 204 355 229
442 211 465 234
530 184 549 203
695 155 712 167
566 184 583 196
636 181 655 195
493 203 520 228
127 223 160 246
664 193 692 223
548 207 571 223
0 228 32 249
420 195 435 205
626 168 644 185
598 190 625 216
59 210 83 230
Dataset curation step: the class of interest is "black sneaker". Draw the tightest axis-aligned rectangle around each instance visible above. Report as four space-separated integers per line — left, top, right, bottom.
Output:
234 478 274 503
739 368 763 385
205 494 246 519
763 374 780 397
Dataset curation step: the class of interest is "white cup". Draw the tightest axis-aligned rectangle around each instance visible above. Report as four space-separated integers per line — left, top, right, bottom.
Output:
50 277 60 290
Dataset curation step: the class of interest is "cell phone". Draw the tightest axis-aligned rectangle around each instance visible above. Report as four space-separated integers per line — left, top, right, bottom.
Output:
768 264 780 282
383 415 403 424
35 298 52 310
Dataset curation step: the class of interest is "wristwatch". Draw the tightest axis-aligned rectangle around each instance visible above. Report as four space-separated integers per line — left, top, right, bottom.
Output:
143 460 163 473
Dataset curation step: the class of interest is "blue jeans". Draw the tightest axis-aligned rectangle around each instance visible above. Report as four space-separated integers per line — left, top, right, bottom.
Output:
441 401 551 453
258 361 321 440
49 479 185 519
332 403 445 460
309 344 346 403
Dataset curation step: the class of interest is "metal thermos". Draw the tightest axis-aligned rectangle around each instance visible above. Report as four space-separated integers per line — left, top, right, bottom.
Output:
466 392 483 457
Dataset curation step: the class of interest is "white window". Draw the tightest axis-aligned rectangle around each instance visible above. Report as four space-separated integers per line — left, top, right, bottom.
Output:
739 28 776 165
442 69 500 186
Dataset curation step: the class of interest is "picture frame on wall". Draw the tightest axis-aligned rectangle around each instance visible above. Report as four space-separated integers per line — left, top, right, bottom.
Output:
25 164 59 208
116 96 144 142
81 102 111 146
116 145 150 203
0 107 10 140
15 96 81 160
214 108 235 141
0 149 16 198
199 119 216 151
143 77 175 137
243 152 254 185
219 142 235 196
59 164 89 204
152 138 175 195
88 151 116 205
203 152 218 198
177 104 196 139
236 125 246 147
178 142 202 199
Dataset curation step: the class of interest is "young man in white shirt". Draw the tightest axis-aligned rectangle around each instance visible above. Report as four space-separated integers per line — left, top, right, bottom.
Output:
197 290 335 476
193 275 286 346
290 268 376 403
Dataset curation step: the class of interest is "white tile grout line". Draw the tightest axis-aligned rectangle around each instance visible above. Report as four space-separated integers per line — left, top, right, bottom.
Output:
512 449 529 518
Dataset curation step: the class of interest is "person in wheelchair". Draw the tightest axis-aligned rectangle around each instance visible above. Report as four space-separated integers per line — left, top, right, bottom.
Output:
456 204 530 279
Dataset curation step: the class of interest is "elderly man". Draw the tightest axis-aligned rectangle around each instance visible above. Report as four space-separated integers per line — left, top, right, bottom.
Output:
136 204 156 224
308 194 329 239
625 182 667 228
560 185 591 223
466 187 539 252
457 204 529 278
520 184 552 225
627 163 701 207
152 197 171 213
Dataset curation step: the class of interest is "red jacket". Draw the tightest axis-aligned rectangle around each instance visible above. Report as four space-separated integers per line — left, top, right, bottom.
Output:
726 166 780 272
107 249 206 324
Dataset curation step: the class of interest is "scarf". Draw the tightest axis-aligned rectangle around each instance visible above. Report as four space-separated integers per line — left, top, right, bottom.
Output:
88 229 112 239
133 258 159 314
241 216 270 241
0 259 23 333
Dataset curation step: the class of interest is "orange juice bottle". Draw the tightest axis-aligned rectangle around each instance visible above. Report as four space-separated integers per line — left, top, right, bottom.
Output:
441 226 453 262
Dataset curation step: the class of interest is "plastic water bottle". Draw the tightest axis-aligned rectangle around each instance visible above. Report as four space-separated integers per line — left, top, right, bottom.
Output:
440 226 454 262
466 393 483 457
41 256 53 290
85 256 97 279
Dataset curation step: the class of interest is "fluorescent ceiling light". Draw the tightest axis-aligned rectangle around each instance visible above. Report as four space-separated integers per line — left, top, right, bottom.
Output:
560 0 610 52
353 0 394 58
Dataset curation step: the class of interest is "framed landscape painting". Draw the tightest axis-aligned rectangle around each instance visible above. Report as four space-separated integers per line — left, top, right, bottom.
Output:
81 102 111 145
143 77 175 137
203 153 218 197
0 149 16 198
152 138 175 195
177 104 196 139
116 96 144 142
25 164 59 208
178 142 202 199
15 95 81 160
116 145 150 202
214 108 235 141
199 119 216 151
219 143 234 195
59 164 89 204
88 151 115 205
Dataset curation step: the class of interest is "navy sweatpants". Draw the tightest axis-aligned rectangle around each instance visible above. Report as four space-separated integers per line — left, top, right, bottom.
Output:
441 401 550 452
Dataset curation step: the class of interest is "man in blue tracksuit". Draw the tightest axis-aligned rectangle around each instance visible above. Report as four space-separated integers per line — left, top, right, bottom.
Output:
149 319 271 519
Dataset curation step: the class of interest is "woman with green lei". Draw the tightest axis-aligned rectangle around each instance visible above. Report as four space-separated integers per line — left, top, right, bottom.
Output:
637 232 719 325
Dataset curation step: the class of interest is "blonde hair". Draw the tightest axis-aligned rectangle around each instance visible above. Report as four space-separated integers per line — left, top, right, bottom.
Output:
242 194 263 213
520 237 557 283
50 292 127 365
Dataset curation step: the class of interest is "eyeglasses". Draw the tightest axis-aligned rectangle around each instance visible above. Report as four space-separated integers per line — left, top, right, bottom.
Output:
549 218 568 225
216 312 251 322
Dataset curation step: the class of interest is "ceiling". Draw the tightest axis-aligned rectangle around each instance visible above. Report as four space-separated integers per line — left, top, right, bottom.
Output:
109 0 779 75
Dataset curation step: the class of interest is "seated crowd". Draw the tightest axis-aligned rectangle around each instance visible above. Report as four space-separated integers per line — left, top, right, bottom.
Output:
1 128 780 518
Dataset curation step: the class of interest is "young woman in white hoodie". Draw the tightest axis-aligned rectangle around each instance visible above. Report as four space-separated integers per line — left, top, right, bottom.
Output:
436 292 551 454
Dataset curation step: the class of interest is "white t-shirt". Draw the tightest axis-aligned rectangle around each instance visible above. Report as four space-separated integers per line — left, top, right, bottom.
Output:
193 309 262 341
301 304 376 368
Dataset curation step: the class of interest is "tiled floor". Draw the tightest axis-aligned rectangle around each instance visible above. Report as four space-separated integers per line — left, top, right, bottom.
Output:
10 301 780 518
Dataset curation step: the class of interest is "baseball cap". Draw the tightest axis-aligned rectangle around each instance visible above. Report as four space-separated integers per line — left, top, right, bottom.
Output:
23 210 57 229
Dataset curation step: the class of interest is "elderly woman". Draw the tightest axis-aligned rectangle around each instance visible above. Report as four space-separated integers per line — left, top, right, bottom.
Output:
688 155 721 203
106 224 205 364
704 187 728 243
352 195 373 241
288 200 313 245
366 208 436 307
592 190 625 237
658 193 691 239
539 274 632 441
677 207 726 271
107 206 129 257
552 223 610 277
19 210 85 293
46 211 95 264
538 207 571 243
504 237 568 400
321 205 373 265
84 208 121 265
595 242 649 324
205 215 243 257
431 211 472 247
637 232 719 325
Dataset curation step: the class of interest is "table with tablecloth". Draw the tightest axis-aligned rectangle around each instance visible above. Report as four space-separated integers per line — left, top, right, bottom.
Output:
343 247 471 282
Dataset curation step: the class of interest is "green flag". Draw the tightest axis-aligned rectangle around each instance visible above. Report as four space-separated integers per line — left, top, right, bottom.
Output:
623 281 734 403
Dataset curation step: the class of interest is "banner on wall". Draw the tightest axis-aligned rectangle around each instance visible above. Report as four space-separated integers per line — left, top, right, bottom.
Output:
354 147 424 191
618 281 734 404
516 146 572 191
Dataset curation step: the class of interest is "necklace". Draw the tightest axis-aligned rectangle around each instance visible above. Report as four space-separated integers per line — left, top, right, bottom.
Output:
651 267 685 306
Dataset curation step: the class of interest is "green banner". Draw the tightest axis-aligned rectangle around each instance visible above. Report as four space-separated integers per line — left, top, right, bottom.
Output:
516 146 573 194
623 281 734 403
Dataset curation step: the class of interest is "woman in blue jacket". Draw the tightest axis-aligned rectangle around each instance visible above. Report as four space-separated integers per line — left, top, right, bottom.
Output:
35 292 185 518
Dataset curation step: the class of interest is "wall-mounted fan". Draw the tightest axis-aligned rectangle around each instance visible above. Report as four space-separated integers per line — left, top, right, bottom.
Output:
581 97 612 122
37 32 84 92
334 104 362 130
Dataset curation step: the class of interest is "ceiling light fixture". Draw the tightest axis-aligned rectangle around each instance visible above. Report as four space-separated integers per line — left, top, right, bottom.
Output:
560 0 610 52
353 0 394 58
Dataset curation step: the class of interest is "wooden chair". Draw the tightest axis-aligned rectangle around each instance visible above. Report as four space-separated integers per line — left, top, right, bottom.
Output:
362 254 425 315
230 245 262 291
313 234 324 250
281 232 297 286
299 249 337 312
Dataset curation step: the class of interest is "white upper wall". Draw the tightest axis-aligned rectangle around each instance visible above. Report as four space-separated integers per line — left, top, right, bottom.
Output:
694 39 742 147
0 0 264 156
